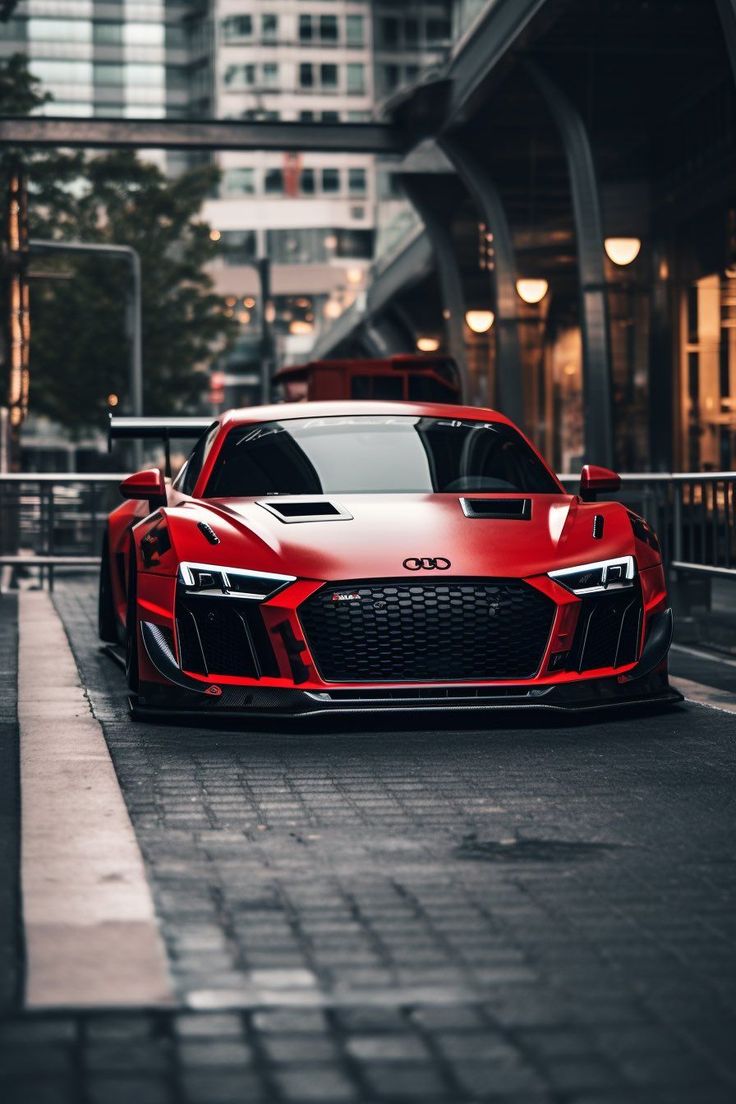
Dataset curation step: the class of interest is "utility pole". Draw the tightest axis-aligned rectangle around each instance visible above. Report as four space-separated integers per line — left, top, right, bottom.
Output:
257 257 274 405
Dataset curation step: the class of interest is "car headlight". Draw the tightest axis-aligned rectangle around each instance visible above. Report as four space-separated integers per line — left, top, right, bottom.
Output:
548 555 635 596
178 561 295 601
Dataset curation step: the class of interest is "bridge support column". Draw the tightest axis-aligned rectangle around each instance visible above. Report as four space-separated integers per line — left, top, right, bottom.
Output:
527 61 614 468
437 137 524 426
399 174 471 404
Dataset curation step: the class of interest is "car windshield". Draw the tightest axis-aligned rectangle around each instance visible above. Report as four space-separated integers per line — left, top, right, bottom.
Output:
204 416 560 497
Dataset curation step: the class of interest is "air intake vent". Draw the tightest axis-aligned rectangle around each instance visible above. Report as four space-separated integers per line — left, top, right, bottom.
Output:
460 498 531 520
258 498 353 523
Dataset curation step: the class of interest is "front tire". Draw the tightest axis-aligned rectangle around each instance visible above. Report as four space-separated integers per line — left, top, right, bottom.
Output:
125 554 140 695
97 533 117 643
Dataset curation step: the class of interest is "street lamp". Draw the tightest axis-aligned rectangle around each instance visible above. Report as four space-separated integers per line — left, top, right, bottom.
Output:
516 278 549 304
604 237 641 266
465 309 495 334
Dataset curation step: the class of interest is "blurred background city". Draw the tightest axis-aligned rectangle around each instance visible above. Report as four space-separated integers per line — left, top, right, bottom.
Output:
0 0 734 483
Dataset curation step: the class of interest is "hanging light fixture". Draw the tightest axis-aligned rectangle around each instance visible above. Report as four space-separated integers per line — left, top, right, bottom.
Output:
416 336 440 352
604 237 641 266
464 310 495 334
516 278 549 304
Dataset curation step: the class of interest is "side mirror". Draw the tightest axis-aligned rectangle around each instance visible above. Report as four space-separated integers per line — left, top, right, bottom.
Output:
119 468 167 510
579 464 621 501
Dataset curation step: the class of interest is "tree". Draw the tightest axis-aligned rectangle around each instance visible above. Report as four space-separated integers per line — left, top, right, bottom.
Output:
1 55 237 435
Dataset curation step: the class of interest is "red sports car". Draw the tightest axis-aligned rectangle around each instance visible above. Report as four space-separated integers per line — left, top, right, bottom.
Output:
100 401 680 719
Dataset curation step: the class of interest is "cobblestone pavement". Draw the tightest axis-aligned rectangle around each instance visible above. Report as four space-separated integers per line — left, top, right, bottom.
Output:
2 576 736 1103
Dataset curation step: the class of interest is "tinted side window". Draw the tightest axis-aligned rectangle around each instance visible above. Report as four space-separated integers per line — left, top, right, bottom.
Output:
174 423 219 495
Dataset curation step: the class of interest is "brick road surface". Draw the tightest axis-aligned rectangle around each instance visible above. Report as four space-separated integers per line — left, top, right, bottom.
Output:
2 576 736 1103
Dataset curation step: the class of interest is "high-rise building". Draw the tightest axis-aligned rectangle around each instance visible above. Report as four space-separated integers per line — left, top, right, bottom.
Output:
201 1 376 399
0 1 197 123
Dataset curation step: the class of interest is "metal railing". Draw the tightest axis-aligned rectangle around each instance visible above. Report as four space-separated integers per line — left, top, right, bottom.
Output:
0 473 123 589
558 473 736 580
1 471 734 590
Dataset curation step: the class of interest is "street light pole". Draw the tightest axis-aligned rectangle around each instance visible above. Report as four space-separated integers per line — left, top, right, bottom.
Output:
256 256 273 405
29 239 143 467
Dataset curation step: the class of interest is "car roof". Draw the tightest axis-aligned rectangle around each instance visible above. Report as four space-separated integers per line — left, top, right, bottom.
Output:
217 400 514 429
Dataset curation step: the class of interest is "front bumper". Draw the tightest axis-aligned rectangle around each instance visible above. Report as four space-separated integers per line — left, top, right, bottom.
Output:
133 571 679 721
132 666 682 721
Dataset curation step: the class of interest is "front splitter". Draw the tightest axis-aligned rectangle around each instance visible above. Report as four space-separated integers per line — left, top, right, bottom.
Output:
130 671 683 722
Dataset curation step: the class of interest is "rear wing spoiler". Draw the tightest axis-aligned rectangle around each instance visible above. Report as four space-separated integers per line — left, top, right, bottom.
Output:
108 415 212 475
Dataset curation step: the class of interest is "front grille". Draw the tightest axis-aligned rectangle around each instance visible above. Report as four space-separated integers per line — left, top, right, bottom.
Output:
176 593 279 678
569 584 643 672
298 580 555 683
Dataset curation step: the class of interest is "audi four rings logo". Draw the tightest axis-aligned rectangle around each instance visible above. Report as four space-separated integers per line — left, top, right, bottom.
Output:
403 557 451 571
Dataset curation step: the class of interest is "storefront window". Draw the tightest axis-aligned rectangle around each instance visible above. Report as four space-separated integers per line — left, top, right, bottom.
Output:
681 273 736 470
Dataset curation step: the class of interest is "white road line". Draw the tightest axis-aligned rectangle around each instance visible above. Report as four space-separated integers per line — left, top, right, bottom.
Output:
670 675 736 716
19 590 174 1008
671 642 736 669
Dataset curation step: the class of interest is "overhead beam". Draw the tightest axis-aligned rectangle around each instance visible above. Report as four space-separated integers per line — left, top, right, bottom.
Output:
442 0 571 130
0 116 407 155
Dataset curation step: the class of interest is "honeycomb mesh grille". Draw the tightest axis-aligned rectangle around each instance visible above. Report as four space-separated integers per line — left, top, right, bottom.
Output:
298 580 555 683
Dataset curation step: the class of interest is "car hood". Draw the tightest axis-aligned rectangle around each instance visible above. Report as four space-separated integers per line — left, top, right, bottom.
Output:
181 493 636 582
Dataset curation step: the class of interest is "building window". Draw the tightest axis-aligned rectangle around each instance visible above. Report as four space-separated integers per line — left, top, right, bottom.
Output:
299 63 313 88
404 18 419 46
348 168 367 196
320 63 338 90
264 168 283 195
124 23 165 47
380 18 399 47
347 63 365 94
346 15 365 47
300 169 316 195
242 108 280 121
94 63 125 85
224 64 255 88
321 110 340 123
347 110 371 122
28 18 92 42
223 168 255 196
320 14 338 43
262 63 279 88
427 18 452 43
221 15 252 40
262 13 278 41
219 230 257 266
299 14 312 42
322 168 340 194
300 110 314 121
93 22 123 46
382 65 400 93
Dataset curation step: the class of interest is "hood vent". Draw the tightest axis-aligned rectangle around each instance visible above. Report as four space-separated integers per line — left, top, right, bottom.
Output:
460 497 532 520
257 498 353 523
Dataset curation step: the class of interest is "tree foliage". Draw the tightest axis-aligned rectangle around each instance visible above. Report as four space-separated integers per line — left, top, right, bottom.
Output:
1 55 236 435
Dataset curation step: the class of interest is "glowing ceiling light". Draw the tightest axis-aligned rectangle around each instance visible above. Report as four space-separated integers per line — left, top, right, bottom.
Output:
464 309 495 334
604 237 641 266
516 278 549 304
416 336 440 352
324 299 342 319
